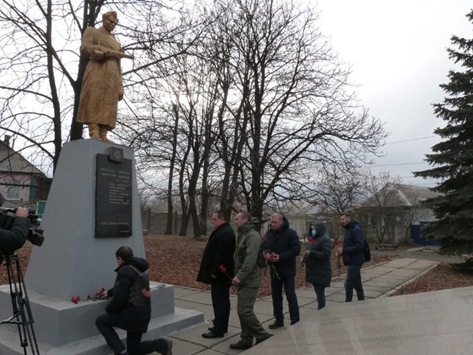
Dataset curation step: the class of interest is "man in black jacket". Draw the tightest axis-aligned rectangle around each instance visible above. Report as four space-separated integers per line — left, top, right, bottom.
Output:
263 213 301 329
0 207 30 253
197 210 236 338
337 212 366 302
96 246 173 355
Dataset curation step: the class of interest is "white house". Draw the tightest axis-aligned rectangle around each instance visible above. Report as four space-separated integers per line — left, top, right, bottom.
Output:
356 183 442 245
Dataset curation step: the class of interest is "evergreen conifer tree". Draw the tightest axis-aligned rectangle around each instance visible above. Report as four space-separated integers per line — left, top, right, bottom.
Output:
414 10 473 255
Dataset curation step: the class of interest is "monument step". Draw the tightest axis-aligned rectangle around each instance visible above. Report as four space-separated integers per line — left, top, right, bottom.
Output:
0 306 204 355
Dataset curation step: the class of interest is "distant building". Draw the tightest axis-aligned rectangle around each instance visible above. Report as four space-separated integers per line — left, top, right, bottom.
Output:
356 183 442 245
0 135 51 210
260 201 324 239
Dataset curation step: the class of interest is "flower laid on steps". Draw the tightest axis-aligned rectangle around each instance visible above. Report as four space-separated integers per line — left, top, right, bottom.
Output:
71 286 108 304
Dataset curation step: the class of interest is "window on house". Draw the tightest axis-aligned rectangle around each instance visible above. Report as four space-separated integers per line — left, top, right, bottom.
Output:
6 181 21 200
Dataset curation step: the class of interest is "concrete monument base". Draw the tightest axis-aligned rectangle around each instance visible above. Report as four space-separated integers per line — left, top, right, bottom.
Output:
0 282 203 354
0 307 202 355
0 140 204 353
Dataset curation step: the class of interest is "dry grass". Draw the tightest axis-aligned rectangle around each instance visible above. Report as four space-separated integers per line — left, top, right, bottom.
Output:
391 262 473 296
1 234 393 298
4 234 471 298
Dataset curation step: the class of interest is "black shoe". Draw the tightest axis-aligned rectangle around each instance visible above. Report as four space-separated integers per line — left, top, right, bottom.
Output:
268 320 284 329
255 333 273 345
290 320 299 326
208 326 227 333
229 341 252 350
202 331 224 339
162 339 173 355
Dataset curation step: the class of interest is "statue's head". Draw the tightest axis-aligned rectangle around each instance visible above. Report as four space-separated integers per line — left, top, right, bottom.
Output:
102 11 118 32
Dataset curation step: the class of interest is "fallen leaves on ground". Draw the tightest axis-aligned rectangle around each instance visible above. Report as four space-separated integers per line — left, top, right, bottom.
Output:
145 235 396 297
3 235 471 299
0 244 31 285
391 262 473 296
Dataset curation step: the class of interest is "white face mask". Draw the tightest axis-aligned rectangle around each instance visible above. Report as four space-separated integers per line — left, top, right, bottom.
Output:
311 230 316 237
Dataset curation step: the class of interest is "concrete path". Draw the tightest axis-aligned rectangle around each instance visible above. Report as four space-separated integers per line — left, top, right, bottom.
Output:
163 258 439 355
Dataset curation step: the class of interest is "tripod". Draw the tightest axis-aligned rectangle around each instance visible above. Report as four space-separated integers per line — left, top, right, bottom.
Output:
0 253 40 354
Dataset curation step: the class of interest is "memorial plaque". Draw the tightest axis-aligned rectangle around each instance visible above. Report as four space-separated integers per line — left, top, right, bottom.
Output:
95 150 132 238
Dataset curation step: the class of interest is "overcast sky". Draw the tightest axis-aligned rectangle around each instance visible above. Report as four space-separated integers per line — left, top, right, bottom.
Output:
314 0 472 187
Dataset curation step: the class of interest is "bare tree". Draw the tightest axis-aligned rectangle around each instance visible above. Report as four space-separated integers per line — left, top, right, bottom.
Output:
357 172 411 244
393 184 431 244
209 0 386 228
315 164 365 213
111 0 386 237
0 0 200 173
120 28 223 238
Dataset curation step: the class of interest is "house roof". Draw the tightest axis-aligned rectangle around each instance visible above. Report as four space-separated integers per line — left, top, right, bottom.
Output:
0 140 46 176
279 201 321 217
358 183 442 208
395 184 442 203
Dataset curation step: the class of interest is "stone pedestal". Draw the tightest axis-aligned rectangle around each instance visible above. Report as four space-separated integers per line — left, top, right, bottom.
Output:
25 140 145 300
0 140 203 354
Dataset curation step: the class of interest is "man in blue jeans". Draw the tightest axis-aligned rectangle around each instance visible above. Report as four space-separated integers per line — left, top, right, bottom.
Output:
263 213 301 328
337 213 365 302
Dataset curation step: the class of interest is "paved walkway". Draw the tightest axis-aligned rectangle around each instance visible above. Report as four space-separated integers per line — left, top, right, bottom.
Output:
164 258 440 355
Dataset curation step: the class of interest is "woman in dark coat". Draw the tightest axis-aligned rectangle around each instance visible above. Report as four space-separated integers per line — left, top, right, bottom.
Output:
303 221 332 310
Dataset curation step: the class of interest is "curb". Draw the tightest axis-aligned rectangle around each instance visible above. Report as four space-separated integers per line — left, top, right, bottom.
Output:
380 262 439 298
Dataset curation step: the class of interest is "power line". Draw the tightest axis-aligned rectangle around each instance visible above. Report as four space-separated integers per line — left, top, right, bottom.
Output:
367 135 438 169
384 136 436 145
371 162 427 167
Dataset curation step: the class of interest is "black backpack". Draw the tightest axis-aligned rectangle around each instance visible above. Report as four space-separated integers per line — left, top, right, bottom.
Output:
364 239 371 262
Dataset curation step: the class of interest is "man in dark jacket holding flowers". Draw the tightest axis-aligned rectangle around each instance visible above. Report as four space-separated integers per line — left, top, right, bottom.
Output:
96 246 173 355
263 213 301 329
337 212 366 302
197 210 236 338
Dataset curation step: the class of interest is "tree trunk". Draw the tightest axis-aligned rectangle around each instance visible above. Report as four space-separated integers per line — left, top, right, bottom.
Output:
200 182 209 235
165 202 173 235
189 196 202 239
179 210 190 237
165 104 180 235
70 0 103 141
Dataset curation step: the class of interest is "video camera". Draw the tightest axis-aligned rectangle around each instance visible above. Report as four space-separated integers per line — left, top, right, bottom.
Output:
0 208 45 248
0 207 42 354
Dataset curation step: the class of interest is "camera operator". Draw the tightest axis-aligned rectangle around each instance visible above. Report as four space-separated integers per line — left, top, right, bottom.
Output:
0 207 30 253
